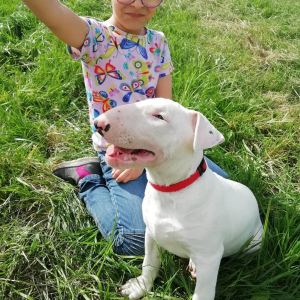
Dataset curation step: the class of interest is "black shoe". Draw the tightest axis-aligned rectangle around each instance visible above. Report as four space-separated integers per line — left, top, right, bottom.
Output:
52 157 102 186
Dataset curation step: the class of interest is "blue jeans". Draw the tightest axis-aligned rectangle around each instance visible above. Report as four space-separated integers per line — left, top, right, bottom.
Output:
79 152 228 255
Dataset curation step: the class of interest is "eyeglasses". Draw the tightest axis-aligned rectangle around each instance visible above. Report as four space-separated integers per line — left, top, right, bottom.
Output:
117 0 163 8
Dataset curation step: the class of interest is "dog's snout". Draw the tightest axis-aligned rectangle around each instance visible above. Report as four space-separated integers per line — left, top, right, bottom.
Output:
94 119 110 137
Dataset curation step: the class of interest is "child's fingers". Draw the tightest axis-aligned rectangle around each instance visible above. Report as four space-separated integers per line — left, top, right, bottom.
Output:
113 169 144 183
111 169 123 179
115 170 129 183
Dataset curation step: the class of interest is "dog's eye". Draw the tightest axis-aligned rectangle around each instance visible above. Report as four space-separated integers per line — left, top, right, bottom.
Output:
155 114 164 120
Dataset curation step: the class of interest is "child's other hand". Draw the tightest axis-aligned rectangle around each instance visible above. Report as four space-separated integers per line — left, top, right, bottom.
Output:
112 168 144 183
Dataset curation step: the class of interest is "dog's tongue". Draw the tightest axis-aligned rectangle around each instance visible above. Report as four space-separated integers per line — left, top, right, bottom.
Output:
107 145 150 156
107 145 131 156
106 145 155 162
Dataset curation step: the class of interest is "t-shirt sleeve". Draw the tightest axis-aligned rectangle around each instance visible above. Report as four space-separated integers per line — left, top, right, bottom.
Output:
157 33 174 78
66 17 107 66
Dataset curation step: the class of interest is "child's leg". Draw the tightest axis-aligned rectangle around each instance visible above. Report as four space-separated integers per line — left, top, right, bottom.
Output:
79 152 147 256
204 157 229 178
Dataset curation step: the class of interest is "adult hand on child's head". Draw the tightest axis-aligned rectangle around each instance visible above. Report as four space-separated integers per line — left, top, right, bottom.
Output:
112 168 144 183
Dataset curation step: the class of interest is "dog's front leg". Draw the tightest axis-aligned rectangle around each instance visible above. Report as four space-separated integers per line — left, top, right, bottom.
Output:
191 247 223 300
120 228 160 299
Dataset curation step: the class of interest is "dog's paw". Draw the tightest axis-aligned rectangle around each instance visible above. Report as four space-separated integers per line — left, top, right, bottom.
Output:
188 258 197 279
119 275 152 299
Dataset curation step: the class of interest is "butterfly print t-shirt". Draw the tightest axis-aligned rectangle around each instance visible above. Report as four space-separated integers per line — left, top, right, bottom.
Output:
67 17 174 151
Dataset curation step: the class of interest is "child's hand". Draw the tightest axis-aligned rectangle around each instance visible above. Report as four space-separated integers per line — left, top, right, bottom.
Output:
112 168 144 183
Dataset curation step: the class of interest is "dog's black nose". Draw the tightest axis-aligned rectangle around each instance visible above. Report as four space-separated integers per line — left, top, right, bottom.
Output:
104 124 110 132
94 119 110 137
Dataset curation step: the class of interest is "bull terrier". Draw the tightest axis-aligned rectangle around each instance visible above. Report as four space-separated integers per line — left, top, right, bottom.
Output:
94 98 263 300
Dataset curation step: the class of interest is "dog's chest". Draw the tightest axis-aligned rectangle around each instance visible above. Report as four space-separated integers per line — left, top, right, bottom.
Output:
143 192 191 258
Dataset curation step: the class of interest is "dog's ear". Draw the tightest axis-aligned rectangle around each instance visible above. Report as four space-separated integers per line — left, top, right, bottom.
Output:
192 111 225 151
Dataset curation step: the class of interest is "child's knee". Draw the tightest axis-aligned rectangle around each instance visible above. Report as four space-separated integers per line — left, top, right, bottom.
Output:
110 228 145 256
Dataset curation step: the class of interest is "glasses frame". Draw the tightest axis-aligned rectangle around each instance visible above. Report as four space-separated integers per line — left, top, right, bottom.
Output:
116 0 163 8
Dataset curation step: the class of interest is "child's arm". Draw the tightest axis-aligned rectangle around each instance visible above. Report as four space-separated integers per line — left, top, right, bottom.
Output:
155 74 172 99
22 0 87 50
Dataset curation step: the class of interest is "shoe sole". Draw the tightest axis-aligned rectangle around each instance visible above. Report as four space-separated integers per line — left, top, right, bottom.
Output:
52 157 100 171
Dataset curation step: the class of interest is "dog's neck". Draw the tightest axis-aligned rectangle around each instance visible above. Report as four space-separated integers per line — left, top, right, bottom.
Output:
146 150 204 187
149 157 206 192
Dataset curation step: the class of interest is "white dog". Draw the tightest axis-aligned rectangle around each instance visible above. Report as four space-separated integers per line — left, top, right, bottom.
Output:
94 98 263 300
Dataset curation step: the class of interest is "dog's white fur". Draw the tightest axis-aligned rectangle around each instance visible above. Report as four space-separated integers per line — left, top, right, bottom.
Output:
94 98 263 300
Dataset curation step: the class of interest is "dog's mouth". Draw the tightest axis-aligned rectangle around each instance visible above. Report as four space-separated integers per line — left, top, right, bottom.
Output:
106 145 156 164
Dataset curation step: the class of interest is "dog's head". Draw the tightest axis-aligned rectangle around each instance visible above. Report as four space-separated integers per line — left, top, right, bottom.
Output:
94 98 224 169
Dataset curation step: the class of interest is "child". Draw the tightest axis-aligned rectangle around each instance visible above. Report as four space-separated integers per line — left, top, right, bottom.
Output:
22 0 228 255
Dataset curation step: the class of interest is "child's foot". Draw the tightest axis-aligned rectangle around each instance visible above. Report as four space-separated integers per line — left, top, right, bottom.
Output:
52 157 102 186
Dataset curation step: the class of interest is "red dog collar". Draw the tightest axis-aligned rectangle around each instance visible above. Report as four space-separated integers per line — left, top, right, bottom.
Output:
149 157 207 193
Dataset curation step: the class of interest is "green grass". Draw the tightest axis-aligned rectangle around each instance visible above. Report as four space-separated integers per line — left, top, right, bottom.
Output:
0 0 299 299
